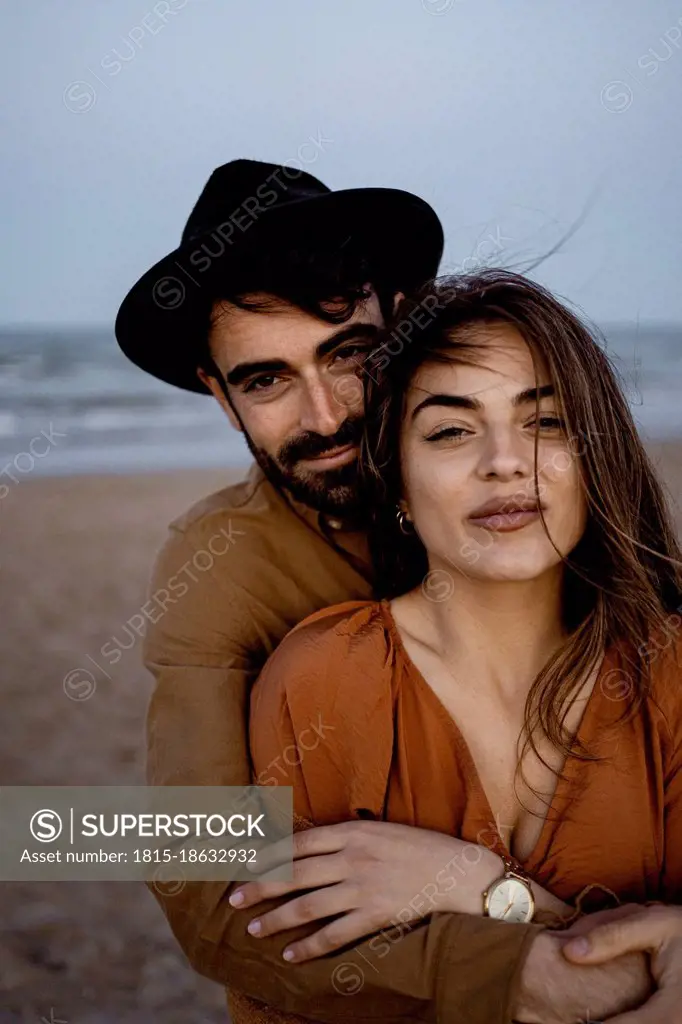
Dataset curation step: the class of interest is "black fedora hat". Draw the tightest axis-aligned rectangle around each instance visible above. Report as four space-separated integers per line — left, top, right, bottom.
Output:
114 159 444 394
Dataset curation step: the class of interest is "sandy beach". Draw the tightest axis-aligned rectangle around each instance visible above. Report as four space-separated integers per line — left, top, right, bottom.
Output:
0 467 238 1024
1 447 682 1022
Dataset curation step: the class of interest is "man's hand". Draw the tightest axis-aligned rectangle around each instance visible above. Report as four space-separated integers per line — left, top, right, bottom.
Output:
514 928 653 1024
562 904 682 1022
228 819 502 962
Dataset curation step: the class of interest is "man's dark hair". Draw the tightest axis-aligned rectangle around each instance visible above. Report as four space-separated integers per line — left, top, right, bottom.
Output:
197 238 398 387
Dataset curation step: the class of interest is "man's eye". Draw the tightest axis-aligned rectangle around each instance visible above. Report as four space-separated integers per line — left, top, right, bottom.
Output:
243 375 282 393
331 345 369 365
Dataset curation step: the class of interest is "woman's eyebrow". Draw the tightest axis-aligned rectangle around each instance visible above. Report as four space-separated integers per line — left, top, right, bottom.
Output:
411 393 481 420
411 383 555 420
513 384 555 406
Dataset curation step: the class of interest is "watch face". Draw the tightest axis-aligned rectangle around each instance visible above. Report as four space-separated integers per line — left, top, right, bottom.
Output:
486 877 534 923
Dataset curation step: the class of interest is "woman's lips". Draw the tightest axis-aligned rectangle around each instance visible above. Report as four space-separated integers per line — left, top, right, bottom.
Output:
299 443 358 469
468 508 542 532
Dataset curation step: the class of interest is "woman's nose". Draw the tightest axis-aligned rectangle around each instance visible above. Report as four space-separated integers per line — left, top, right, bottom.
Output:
478 428 531 479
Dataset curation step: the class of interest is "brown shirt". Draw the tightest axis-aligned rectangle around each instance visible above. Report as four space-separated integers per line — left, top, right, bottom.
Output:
143 465 542 1024
252 600 682 911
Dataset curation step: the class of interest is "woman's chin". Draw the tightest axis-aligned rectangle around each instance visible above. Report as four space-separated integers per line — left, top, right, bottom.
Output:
456 555 560 584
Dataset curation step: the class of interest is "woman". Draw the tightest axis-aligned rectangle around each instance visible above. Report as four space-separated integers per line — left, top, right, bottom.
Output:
245 271 682 1020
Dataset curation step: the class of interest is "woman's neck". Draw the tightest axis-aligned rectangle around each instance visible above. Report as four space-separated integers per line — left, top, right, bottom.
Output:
403 567 566 701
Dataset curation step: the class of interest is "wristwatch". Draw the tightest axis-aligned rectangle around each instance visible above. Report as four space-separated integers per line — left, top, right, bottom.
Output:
482 851 536 923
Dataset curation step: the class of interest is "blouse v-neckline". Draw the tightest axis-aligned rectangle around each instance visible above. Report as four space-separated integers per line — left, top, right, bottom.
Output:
378 598 612 872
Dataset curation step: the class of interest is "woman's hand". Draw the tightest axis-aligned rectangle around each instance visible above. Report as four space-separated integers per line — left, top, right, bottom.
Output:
562 904 682 1023
228 819 567 962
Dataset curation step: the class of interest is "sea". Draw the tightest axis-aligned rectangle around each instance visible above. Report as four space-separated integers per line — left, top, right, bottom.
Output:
0 324 680 477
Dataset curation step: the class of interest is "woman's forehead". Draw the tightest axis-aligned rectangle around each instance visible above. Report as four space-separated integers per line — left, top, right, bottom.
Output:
407 325 552 405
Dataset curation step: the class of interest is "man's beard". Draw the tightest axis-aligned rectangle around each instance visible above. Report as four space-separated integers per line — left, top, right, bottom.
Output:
243 416 367 518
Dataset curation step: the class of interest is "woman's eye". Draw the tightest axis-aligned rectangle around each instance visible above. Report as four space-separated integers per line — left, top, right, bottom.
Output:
532 415 565 431
425 426 470 442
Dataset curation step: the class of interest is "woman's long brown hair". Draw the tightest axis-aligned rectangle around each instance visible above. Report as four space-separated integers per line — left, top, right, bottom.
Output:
360 269 682 783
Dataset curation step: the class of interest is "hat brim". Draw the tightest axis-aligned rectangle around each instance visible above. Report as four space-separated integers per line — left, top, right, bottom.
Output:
115 187 444 394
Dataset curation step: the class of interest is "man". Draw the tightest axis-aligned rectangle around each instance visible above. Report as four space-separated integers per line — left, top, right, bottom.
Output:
115 159 652 1023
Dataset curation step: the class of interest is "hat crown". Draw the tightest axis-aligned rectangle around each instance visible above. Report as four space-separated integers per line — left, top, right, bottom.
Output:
181 159 331 243
116 156 444 395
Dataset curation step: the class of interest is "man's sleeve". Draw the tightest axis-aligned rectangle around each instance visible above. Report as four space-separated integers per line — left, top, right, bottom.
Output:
154 881 542 1024
144 514 256 789
143 517 542 1024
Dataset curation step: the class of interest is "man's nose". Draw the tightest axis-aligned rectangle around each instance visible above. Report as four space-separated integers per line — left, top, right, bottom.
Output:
299 377 349 436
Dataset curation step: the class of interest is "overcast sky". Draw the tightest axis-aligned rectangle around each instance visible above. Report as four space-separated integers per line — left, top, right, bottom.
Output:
2 0 681 326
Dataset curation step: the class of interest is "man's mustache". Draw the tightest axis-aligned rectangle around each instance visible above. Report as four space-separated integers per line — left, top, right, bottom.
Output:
278 417 364 467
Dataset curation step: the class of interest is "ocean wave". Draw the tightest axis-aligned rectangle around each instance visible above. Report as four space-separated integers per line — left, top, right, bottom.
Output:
0 325 680 474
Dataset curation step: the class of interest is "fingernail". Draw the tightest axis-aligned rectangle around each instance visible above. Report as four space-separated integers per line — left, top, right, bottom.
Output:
282 948 296 961
229 890 244 907
565 937 591 955
247 919 261 936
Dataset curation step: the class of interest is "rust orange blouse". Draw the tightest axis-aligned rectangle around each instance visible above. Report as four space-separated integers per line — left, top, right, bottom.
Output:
250 599 682 908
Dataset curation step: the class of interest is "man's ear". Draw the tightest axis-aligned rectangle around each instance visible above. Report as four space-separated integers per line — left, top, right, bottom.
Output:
196 368 243 433
392 291 405 315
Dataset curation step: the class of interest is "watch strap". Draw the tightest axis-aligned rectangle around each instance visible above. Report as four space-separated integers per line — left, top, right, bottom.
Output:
498 849 531 881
